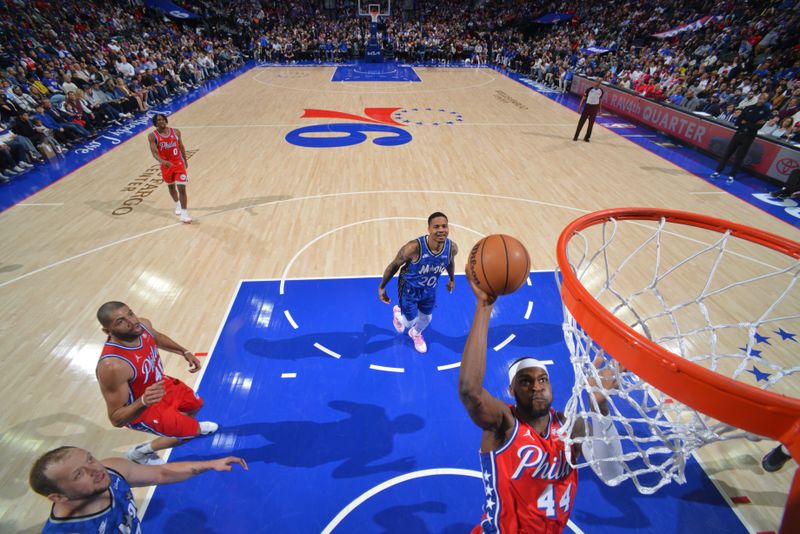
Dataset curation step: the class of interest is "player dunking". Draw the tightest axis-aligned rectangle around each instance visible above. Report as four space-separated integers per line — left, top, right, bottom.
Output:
378 212 458 353
95 301 218 465
459 276 617 533
148 113 192 223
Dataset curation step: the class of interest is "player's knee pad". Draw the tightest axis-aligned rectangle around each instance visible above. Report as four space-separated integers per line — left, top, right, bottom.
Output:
414 313 432 332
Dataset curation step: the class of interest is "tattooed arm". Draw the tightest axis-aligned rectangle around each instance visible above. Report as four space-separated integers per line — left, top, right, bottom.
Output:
378 240 420 304
103 456 248 487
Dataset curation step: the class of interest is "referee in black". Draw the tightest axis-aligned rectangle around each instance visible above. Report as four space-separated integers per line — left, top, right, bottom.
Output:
573 78 604 142
710 92 772 183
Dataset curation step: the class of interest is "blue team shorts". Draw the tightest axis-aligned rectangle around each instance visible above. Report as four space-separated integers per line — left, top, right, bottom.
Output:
398 283 436 320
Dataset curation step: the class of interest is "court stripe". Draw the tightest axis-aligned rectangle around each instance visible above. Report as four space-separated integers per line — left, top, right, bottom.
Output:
321 467 584 534
138 278 244 521
493 334 516 351
252 65 498 94
283 310 299 329
437 362 461 371
368 364 405 373
279 216 485 295
524 301 533 320
241 270 552 282
2 189 781 290
281 372 297 379
314 342 341 359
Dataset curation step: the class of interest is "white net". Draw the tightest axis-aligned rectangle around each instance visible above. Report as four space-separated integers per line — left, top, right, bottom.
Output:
555 214 800 494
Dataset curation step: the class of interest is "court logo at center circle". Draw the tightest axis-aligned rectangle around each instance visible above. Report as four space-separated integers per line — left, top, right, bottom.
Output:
285 107 412 148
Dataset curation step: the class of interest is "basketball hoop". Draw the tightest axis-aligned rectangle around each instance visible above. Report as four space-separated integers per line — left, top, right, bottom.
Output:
368 4 381 23
555 208 800 533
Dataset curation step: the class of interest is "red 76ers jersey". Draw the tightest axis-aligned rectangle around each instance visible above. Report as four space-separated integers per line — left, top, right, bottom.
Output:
474 407 578 534
97 323 164 423
153 127 183 163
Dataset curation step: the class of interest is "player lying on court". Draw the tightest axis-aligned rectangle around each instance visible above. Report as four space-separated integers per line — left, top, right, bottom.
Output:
459 274 620 533
148 113 192 223
378 212 458 353
30 446 246 533
96 301 218 465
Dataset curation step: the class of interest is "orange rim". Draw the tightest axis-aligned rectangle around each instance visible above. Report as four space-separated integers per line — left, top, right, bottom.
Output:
556 208 800 444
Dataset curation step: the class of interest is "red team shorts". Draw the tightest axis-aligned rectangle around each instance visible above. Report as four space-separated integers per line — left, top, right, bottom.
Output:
160 160 188 185
130 377 203 438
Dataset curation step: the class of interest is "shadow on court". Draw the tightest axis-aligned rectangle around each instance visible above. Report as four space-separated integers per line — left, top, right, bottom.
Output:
373 502 474 534
181 400 425 479
243 321 564 360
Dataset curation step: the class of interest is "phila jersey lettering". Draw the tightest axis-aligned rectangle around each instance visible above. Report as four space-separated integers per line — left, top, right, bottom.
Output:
473 408 578 534
153 128 183 164
97 323 164 421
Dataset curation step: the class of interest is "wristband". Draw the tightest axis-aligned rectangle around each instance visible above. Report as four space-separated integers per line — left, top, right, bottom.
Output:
141 396 149 407
182 350 192 356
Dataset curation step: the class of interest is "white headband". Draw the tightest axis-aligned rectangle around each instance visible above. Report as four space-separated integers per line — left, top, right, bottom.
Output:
508 358 553 385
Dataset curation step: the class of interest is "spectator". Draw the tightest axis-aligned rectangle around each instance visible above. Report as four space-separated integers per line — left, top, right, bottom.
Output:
7 85 38 112
33 104 85 146
717 103 737 123
758 116 781 137
12 111 61 156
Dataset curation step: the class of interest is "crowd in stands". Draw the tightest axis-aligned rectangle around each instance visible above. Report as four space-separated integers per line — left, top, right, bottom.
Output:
0 0 243 183
502 0 800 145
0 0 797 184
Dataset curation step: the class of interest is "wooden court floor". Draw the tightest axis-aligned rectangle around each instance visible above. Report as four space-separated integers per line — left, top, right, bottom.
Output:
0 66 797 532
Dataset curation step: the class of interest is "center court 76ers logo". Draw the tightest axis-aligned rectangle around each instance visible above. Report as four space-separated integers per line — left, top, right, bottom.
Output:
285 107 412 148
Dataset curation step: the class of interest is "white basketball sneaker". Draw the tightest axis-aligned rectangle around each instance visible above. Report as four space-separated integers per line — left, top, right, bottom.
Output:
175 202 182 216
127 443 165 465
408 328 427 353
199 421 219 435
392 305 405 334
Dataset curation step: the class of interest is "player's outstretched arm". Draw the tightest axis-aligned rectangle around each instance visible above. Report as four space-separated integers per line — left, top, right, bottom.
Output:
143 317 202 373
458 273 510 431
378 241 419 303
104 456 248 487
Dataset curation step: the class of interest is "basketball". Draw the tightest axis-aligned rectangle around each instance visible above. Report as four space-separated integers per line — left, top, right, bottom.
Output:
467 234 531 296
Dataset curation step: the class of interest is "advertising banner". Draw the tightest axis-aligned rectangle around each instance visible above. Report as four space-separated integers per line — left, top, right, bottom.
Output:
571 76 799 184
